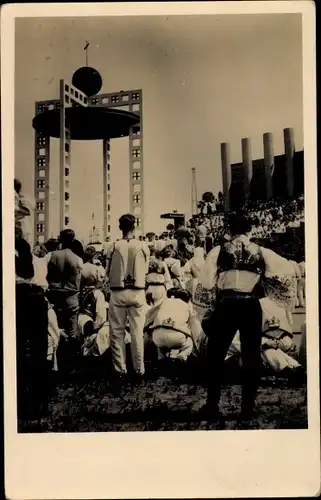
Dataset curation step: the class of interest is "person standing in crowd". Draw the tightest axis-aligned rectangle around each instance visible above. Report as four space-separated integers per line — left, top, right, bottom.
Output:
15 238 50 423
93 256 106 282
14 178 35 245
43 238 60 265
46 229 82 367
195 217 207 249
70 239 85 267
31 245 49 290
155 234 166 252
82 246 99 281
175 220 192 249
106 214 150 384
200 213 294 425
289 259 302 309
297 259 305 308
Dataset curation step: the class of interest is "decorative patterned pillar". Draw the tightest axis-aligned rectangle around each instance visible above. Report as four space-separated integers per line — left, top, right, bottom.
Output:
129 90 144 235
91 89 144 236
34 102 53 245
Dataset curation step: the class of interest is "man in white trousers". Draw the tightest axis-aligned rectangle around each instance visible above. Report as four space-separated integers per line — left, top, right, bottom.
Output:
106 214 150 385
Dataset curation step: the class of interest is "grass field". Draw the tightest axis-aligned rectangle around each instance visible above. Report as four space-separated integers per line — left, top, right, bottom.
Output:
19 355 307 433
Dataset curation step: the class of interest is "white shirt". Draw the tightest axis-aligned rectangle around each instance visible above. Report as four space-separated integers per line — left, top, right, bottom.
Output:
31 255 48 289
149 297 193 337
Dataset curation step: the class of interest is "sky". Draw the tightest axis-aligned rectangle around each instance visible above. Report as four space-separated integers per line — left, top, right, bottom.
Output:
15 14 303 242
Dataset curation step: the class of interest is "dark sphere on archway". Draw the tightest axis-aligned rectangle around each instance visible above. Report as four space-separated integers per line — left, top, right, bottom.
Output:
72 67 103 96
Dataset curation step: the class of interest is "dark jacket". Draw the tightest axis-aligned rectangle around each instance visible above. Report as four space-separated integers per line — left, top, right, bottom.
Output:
47 248 81 294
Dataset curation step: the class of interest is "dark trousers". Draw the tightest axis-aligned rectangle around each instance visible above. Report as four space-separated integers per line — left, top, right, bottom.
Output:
47 291 80 374
204 293 262 411
16 284 49 422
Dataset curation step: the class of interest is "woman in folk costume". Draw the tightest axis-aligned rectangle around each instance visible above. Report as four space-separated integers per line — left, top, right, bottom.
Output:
146 247 173 306
78 270 110 357
226 296 303 377
199 213 296 424
185 247 211 323
260 297 302 375
144 288 202 362
162 247 185 289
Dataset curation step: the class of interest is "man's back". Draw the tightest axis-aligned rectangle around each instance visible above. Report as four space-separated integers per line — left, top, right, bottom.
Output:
47 248 81 293
106 238 149 290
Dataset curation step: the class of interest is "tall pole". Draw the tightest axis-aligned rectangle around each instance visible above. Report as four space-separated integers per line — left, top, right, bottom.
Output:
221 142 231 212
242 137 252 199
191 167 198 216
263 132 274 200
102 139 110 240
84 41 90 67
284 127 295 198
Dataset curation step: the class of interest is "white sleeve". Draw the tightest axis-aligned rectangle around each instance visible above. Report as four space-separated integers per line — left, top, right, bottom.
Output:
199 245 220 289
260 247 293 279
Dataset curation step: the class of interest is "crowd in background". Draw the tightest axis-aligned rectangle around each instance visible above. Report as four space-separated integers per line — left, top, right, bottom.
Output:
14 178 307 426
148 194 305 250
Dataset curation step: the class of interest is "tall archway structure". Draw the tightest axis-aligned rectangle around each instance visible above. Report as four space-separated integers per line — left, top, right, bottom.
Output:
32 65 144 245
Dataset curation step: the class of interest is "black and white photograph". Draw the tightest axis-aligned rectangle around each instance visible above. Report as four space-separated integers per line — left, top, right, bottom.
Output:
2 2 319 499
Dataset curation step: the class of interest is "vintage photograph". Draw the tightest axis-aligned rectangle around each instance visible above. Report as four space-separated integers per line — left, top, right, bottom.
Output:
14 12 308 435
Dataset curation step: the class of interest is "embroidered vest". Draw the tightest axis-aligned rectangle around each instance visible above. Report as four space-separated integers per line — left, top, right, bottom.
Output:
217 238 265 276
108 239 148 290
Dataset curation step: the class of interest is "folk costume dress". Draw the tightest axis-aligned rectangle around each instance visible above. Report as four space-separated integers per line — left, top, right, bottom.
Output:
146 256 173 306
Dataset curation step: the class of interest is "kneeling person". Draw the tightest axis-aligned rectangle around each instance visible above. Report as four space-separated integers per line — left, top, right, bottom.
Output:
147 288 195 362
